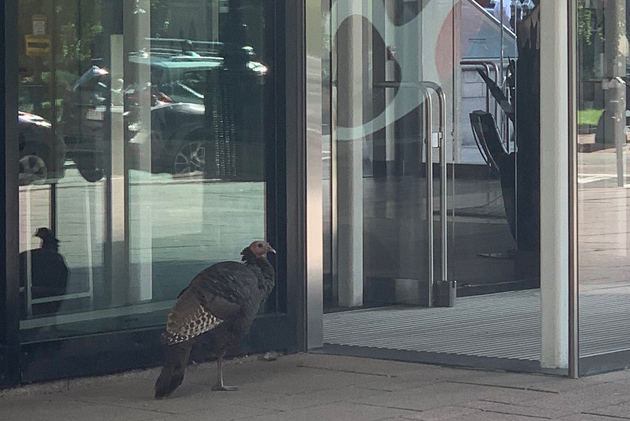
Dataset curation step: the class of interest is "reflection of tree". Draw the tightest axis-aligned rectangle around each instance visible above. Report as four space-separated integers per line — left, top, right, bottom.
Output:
59 21 103 73
603 0 627 186
18 0 104 116
19 0 103 74
579 0 595 45
17 0 270 114
150 0 170 38
578 0 604 78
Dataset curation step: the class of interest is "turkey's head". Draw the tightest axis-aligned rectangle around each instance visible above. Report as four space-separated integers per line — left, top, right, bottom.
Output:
34 227 54 239
35 227 60 251
249 241 276 258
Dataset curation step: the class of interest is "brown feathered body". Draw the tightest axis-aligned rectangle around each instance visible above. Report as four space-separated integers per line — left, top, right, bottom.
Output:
155 244 275 398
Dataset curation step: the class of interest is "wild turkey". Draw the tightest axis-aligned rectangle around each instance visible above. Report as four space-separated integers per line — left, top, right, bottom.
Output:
155 240 276 399
19 227 69 316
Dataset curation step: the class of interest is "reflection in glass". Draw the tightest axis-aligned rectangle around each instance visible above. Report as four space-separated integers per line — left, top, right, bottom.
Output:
18 0 275 341
324 0 547 367
19 227 69 317
577 0 630 358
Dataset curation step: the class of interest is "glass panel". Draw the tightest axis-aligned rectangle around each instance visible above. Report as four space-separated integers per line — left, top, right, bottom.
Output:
454 0 532 297
324 0 548 371
18 0 277 341
328 0 444 310
578 0 630 360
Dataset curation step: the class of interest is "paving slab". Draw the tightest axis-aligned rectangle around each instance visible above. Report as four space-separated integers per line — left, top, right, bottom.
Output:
519 381 630 414
465 387 560 405
349 381 502 412
441 412 552 420
399 406 480 420
449 370 579 391
584 369 630 384
296 353 448 377
464 399 573 418
152 406 282 421
558 414 630 421
0 395 164 421
235 402 419 421
2 353 630 421
584 400 630 419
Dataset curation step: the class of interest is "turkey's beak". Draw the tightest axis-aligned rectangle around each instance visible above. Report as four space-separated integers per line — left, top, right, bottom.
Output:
268 245 277 254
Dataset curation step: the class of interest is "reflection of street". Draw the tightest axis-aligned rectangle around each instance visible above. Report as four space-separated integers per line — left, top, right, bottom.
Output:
19 164 265 312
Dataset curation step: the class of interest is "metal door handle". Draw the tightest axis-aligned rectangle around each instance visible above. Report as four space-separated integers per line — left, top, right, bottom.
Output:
373 81 448 303
421 82 448 285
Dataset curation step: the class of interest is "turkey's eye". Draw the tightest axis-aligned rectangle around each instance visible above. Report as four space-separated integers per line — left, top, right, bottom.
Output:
257 243 263 248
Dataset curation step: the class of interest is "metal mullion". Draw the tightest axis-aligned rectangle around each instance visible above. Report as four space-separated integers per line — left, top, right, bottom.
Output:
425 92 434 302
567 0 579 379
2 0 21 388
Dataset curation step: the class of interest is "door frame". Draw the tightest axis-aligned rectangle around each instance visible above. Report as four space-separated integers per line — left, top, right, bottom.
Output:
308 0 577 375
1 0 21 389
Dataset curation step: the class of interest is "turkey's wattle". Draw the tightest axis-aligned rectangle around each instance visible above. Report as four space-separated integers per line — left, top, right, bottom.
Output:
154 240 276 399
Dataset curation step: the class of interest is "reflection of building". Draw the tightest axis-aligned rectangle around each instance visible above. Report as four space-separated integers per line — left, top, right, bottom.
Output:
3 0 630 389
460 0 517 162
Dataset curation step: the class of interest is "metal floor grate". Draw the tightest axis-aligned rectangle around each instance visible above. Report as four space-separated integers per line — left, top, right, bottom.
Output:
324 289 630 361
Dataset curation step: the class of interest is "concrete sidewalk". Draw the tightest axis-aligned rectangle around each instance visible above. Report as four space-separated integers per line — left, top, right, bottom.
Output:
2 353 630 420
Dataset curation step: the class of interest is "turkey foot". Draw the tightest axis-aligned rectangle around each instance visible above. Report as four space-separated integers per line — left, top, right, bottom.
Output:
212 383 238 392
212 355 238 392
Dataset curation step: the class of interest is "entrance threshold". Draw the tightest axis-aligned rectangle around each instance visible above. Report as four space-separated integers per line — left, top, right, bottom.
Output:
314 344 564 376
324 290 543 359
321 290 562 374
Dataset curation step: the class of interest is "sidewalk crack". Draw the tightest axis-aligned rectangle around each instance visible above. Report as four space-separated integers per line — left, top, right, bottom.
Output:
296 364 398 378
478 408 551 419
581 412 630 420
447 380 559 394
69 398 179 415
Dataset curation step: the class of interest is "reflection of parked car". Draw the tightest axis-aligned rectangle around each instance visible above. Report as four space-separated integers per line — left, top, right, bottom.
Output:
59 40 267 182
18 112 66 185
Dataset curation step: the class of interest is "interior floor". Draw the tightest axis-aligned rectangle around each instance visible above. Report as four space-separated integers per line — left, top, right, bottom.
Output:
323 173 534 309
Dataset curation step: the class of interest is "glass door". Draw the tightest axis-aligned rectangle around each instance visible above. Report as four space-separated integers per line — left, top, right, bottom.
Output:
325 0 456 311
577 0 630 375
323 0 547 371
454 0 529 296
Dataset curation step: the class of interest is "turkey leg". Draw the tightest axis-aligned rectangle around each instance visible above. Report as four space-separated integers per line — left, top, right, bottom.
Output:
212 353 238 391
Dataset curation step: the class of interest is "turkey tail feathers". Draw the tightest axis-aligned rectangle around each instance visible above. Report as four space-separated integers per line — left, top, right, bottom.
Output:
154 341 193 399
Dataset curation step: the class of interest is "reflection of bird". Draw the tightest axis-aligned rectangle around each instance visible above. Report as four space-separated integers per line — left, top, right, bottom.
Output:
19 227 69 315
155 241 276 399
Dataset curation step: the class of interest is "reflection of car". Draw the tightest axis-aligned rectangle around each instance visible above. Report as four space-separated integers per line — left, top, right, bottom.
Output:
59 40 268 182
18 112 66 185
59 66 210 182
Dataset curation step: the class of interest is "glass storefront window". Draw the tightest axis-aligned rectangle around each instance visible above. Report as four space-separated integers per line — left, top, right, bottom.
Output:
17 0 278 342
